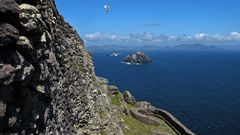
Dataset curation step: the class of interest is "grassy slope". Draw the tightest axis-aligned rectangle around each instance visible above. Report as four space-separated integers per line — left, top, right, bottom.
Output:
110 92 177 135
121 113 177 135
111 93 121 106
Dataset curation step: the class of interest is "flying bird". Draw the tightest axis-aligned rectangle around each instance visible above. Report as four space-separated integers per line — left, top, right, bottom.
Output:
104 3 110 13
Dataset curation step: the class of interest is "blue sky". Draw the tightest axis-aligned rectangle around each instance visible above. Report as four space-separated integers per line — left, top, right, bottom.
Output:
55 0 240 47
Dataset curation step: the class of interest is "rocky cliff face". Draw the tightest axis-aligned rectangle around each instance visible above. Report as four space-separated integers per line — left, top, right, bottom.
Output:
0 1 195 135
0 0 123 134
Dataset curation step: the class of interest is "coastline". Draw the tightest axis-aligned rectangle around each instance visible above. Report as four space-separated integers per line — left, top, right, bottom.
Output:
96 76 195 135
0 0 196 134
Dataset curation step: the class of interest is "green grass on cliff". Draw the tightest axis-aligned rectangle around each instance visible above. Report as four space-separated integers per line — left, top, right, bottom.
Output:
110 91 177 135
121 113 177 135
111 93 121 106
126 103 134 110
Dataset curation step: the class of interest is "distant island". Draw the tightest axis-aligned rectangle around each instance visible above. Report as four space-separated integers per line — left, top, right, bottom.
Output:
123 51 152 64
107 52 121 57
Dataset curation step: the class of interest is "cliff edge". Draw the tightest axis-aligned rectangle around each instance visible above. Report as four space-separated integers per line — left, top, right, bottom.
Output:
0 0 122 134
0 0 194 135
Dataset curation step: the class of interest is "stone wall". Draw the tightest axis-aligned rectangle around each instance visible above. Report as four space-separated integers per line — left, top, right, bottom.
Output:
0 0 123 134
154 109 195 135
130 108 159 126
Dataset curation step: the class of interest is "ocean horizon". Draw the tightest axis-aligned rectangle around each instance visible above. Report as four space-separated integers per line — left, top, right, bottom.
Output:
93 50 240 135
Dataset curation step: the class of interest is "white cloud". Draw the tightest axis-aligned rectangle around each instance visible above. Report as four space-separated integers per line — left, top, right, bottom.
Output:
85 32 102 40
230 32 240 40
195 33 208 40
84 32 240 46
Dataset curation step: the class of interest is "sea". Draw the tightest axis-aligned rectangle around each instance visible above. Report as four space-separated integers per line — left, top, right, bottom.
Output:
92 50 240 135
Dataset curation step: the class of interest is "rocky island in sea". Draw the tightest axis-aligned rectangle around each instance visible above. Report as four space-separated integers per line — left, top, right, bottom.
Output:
123 51 152 64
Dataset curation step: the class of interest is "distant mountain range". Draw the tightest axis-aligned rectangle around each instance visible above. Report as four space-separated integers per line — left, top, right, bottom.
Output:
87 45 125 52
86 45 136 52
87 44 223 52
174 44 223 50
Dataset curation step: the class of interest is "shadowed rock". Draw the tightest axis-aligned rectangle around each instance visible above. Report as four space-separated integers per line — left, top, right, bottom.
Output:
0 0 20 14
123 91 136 105
108 85 119 95
0 23 19 47
0 0 20 24
0 50 34 85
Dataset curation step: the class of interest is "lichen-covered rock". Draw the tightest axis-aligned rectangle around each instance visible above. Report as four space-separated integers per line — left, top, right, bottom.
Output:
95 77 124 135
0 101 7 117
123 91 136 105
19 4 46 34
108 85 119 95
0 23 19 47
0 50 34 85
17 36 33 51
136 101 156 112
36 85 45 93
96 76 109 85
0 64 16 85
108 85 119 91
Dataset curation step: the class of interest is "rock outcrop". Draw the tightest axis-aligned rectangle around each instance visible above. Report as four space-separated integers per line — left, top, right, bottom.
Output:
123 51 152 64
106 82 195 135
0 0 122 134
123 91 136 105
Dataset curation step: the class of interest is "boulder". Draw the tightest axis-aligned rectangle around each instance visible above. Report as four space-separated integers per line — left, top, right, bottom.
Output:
123 91 136 105
15 0 39 5
16 60 34 82
0 50 34 85
0 0 20 24
123 51 152 64
0 64 16 85
16 36 34 60
136 101 156 112
0 0 20 15
0 101 7 117
107 85 119 95
36 85 45 94
0 86 14 128
96 76 108 85
17 36 33 51
19 4 46 34
0 23 19 47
